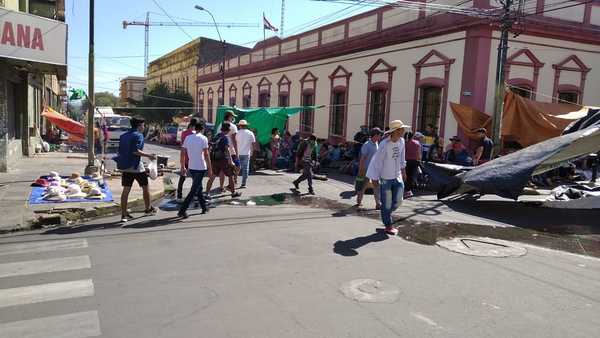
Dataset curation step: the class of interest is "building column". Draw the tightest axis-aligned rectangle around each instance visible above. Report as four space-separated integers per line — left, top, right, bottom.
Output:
459 25 492 146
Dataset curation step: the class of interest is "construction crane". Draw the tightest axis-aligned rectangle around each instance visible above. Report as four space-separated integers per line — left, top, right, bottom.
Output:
123 12 258 76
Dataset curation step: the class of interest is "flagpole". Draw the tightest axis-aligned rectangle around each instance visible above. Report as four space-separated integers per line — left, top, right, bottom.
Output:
263 12 266 41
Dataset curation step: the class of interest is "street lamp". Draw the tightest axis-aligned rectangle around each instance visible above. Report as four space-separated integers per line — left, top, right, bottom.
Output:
195 5 226 107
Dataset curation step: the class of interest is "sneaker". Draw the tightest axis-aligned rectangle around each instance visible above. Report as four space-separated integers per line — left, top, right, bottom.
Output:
293 181 299 190
201 208 209 214
308 189 315 195
120 213 133 226
175 198 184 203
144 206 157 216
177 211 189 219
231 192 242 198
375 205 381 210
204 194 212 200
385 226 398 236
404 190 413 199
239 184 247 189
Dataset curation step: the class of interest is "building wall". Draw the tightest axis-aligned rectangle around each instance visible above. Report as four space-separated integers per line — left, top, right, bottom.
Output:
147 42 198 106
485 32 600 114
119 77 145 105
198 32 467 143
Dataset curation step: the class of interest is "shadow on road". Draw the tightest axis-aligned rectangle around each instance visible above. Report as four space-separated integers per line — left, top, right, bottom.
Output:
333 229 388 256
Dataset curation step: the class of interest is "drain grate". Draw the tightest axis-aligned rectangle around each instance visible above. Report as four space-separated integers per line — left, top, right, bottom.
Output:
436 237 527 258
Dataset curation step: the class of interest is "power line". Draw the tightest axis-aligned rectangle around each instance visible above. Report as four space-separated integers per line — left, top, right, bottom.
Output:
151 0 194 41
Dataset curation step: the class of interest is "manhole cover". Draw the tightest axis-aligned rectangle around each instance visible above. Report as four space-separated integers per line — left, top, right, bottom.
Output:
436 237 527 258
340 279 400 303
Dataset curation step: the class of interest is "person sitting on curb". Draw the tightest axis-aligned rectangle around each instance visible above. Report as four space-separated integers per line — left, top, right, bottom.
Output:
366 120 409 236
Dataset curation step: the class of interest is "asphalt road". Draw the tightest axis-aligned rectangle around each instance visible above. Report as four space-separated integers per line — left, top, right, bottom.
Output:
0 201 599 338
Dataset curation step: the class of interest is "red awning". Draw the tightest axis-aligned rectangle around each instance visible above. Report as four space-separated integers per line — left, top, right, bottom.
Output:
42 107 86 140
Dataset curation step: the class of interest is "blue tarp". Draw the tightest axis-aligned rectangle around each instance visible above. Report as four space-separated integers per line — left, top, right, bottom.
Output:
28 177 113 205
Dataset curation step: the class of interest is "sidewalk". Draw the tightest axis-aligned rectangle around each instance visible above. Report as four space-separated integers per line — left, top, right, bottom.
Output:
0 152 164 232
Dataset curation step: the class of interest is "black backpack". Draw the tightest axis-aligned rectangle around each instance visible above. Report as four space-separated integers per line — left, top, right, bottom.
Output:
210 134 228 161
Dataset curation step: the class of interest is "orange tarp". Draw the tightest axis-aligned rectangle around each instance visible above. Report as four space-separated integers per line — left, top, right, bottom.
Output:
450 91 582 147
41 107 86 140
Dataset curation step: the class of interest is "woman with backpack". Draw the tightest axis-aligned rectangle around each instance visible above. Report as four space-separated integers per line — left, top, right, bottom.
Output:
205 122 241 198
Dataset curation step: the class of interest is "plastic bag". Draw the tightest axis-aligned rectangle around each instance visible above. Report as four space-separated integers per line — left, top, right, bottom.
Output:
148 160 158 180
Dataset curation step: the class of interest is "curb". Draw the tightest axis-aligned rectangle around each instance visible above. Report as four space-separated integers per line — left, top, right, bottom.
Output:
0 190 165 234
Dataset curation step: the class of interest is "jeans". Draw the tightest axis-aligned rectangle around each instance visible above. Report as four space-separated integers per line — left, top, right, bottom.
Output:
380 179 404 226
179 170 207 214
239 155 250 186
176 174 187 199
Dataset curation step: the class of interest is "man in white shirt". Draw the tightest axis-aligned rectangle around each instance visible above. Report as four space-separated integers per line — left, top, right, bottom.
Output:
235 120 256 188
366 120 409 235
178 122 212 219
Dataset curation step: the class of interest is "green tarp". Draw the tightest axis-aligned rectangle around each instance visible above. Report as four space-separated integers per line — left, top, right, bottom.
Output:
214 106 322 145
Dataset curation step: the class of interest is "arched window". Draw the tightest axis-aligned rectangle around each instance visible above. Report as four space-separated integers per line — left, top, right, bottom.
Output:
217 86 224 106
504 49 544 100
365 59 395 129
278 75 291 107
552 55 590 105
229 83 237 106
418 86 442 132
242 81 252 108
329 66 351 140
412 50 454 137
257 77 272 107
207 88 214 122
300 71 318 134
198 89 204 117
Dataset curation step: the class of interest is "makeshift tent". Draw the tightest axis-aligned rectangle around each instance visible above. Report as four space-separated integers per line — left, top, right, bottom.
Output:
42 107 86 140
450 91 591 146
435 125 600 200
214 106 323 145
563 108 600 134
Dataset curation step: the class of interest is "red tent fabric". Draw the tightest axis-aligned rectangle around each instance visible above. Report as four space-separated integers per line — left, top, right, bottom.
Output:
41 107 86 140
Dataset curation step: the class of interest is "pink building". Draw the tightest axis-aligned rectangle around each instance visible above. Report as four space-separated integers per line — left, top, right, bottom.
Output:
196 1 600 144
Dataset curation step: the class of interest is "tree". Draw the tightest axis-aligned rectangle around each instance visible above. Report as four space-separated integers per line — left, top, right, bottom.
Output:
94 91 119 107
135 83 193 126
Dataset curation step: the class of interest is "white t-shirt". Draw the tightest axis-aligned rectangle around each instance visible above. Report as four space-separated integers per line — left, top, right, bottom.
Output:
182 132 209 170
236 128 256 157
366 138 406 181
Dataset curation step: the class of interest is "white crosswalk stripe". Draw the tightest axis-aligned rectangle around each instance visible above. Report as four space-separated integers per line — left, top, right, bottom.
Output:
0 255 91 278
0 311 101 338
0 238 88 256
0 238 102 337
0 279 95 308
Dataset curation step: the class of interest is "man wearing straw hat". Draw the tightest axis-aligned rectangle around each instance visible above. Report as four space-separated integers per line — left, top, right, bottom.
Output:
366 120 409 235
235 119 256 188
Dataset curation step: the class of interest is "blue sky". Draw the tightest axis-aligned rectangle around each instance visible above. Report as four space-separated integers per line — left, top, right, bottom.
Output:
66 0 374 96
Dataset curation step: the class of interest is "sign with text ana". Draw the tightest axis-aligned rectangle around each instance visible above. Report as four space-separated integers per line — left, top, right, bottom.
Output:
0 8 67 66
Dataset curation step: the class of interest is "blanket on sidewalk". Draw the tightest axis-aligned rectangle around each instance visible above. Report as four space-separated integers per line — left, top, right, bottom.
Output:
28 181 114 205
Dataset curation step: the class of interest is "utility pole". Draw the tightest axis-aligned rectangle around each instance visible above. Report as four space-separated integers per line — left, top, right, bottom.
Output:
491 0 515 156
280 0 285 37
85 0 97 175
144 11 149 77
221 41 226 105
